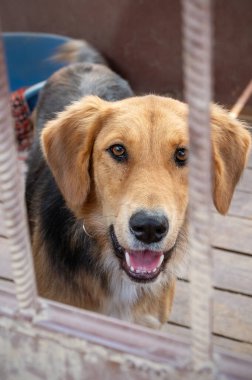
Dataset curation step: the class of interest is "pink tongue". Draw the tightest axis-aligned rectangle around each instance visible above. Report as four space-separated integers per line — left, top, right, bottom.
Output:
128 250 163 271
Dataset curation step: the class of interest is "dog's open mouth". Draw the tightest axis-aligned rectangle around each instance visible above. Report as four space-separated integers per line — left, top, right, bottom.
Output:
123 249 164 281
110 225 171 283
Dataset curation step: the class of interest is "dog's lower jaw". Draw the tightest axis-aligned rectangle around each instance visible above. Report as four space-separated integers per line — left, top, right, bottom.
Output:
100 246 176 327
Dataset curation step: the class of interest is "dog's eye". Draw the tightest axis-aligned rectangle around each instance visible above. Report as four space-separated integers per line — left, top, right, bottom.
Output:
174 147 188 166
108 144 128 162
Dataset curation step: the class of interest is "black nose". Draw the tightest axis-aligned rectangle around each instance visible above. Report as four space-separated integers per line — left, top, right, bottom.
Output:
129 211 169 244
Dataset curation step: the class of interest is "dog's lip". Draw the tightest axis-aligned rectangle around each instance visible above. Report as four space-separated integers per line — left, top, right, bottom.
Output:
109 225 173 283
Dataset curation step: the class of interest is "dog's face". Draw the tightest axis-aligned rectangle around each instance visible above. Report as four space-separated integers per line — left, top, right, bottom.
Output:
42 95 251 286
92 97 189 283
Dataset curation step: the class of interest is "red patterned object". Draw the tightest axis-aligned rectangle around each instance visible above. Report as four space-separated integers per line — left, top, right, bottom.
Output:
11 88 34 151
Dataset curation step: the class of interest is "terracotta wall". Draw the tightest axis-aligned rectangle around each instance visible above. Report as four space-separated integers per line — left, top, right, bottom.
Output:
1 0 251 106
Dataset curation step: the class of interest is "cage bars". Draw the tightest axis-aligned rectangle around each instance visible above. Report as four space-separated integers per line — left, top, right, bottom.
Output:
182 0 214 372
0 37 38 314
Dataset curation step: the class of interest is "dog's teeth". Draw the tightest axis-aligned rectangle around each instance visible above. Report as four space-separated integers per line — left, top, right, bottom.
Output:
136 269 140 273
148 271 152 274
152 267 157 273
157 254 164 268
125 251 131 267
130 266 135 272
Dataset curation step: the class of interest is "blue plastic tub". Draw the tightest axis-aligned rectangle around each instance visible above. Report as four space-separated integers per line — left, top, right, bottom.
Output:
3 32 70 111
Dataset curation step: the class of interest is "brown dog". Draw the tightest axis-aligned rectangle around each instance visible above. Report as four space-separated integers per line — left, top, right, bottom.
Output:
26 42 251 328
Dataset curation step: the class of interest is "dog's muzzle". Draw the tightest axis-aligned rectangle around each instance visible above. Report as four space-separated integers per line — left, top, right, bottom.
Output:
109 224 174 283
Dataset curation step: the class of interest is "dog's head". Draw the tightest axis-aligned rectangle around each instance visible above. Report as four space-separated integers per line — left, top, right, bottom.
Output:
41 95 251 286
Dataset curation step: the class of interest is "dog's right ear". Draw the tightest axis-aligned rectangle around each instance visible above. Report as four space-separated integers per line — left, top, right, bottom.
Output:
41 96 109 211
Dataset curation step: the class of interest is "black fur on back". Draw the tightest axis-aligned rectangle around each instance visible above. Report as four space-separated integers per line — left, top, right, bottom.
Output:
26 58 134 285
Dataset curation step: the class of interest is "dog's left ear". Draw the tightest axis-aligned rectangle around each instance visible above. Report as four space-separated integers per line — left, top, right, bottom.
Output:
41 96 109 211
211 105 251 214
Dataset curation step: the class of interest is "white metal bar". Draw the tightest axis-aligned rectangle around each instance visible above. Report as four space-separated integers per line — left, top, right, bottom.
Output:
182 0 214 372
0 36 38 314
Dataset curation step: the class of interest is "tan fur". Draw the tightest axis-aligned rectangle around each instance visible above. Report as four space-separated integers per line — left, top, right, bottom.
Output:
211 105 251 214
133 280 176 328
39 95 251 328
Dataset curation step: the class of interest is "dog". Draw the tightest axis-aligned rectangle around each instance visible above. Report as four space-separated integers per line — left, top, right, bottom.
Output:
26 40 251 329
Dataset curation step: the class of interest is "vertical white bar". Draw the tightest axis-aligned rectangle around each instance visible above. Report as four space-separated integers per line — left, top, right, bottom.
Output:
0 36 38 314
182 0 214 372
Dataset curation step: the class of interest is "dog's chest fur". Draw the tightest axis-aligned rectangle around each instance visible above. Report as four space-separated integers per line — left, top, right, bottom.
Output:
99 270 163 328
102 274 138 321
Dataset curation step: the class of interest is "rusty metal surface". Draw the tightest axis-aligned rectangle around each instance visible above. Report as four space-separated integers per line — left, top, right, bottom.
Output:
0 36 38 314
0 319 199 380
0 0 251 107
0 286 252 379
0 283 190 367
